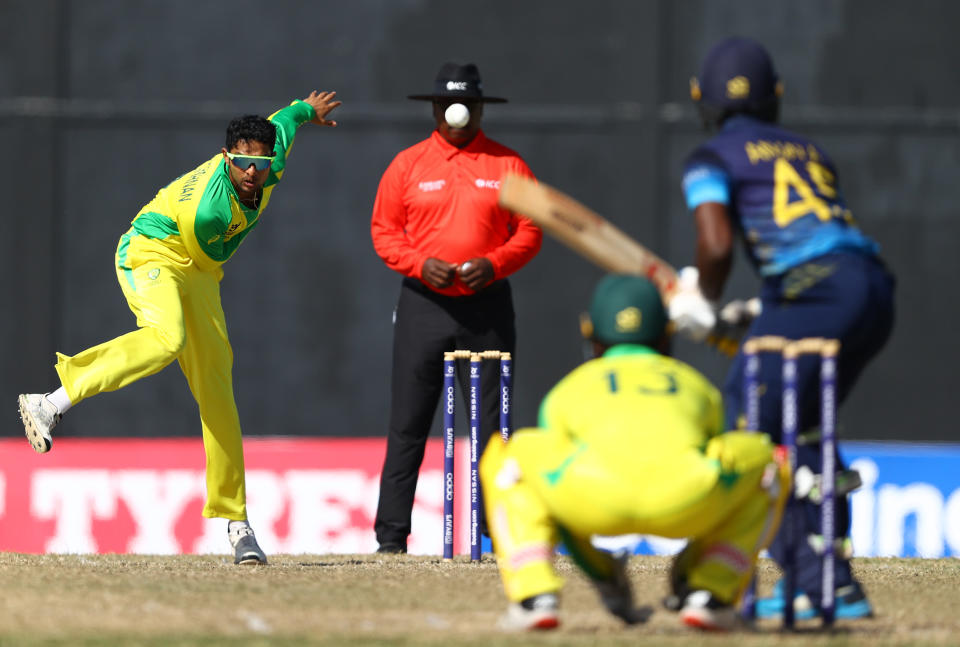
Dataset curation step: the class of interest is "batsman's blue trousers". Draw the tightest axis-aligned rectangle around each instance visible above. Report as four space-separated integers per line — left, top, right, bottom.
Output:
723 251 895 604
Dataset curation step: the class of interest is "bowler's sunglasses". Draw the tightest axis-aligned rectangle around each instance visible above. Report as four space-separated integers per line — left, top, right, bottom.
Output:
226 152 275 171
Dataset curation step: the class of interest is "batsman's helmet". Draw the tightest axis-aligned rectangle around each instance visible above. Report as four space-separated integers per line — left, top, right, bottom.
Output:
583 275 667 347
690 37 782 127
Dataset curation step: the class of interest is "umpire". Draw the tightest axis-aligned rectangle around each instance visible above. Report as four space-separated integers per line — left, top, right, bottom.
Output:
370 62 542 553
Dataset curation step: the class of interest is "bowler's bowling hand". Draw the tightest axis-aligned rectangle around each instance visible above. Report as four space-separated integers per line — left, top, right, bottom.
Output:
457 257 494 291
303 90 341 127
422 257 458 289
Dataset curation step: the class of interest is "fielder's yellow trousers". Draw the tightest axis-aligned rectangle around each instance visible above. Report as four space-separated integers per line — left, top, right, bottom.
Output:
54 233 247 520
479 429 789 605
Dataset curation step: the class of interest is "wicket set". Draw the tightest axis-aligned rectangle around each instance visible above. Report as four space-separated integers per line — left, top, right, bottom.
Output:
442 350 512 561
742 336 839 628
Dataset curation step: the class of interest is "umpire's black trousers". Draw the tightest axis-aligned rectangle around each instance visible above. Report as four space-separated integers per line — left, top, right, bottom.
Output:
374 277 516 549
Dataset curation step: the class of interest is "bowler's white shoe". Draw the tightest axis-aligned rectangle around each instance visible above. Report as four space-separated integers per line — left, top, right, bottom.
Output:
498 593 560 631
228 521 267 565
18 393 61 454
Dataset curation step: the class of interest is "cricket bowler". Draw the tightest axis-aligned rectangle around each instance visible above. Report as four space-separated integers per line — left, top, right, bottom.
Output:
18 90 341 565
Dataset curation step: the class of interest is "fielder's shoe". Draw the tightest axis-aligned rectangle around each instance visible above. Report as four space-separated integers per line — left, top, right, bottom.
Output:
497 593 560 631
755 579 872 620
679 590 739 631
18 393 61 454
228 521 267 565
591 552 652 625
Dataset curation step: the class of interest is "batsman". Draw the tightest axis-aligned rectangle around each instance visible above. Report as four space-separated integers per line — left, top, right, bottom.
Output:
669 38 896 619
480 274 790 632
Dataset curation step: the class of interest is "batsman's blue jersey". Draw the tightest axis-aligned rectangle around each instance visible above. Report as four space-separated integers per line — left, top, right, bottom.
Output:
682 115 878 276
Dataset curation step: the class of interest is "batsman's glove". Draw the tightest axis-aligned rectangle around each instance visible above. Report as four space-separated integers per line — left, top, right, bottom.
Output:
667 266 717 343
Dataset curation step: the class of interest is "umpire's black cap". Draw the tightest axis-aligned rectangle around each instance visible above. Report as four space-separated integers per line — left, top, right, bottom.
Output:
408 62 507 103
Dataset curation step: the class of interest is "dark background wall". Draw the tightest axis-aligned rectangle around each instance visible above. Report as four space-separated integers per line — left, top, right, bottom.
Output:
2 1 956 441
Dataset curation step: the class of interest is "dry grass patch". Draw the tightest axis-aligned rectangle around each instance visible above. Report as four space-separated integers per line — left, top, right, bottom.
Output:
0 553 956 646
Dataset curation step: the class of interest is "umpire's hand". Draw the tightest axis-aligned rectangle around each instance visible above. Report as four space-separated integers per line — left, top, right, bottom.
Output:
457 257 494 291
422 257 458 289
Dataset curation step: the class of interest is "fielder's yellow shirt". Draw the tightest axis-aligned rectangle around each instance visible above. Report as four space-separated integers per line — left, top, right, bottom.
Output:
537 344 727 517
117 100 315 279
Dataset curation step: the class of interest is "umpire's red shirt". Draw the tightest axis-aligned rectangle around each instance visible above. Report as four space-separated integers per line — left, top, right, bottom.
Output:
371 130 542 297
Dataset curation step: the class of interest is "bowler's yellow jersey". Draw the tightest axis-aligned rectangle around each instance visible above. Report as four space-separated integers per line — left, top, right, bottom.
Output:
119 100 315 276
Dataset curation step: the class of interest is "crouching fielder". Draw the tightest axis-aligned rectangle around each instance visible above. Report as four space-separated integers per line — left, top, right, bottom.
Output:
480 275 790 632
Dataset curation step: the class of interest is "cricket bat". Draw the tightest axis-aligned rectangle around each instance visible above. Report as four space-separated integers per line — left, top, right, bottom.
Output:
498 172 680 297
497 172 746 355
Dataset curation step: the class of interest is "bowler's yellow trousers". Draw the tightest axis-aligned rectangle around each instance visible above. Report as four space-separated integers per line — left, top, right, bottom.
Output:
479 429 789 605
54 233 247 520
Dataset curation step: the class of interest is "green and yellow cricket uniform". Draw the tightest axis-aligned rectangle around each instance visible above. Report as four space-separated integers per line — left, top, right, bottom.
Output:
54 100 316 521
479 344 789 604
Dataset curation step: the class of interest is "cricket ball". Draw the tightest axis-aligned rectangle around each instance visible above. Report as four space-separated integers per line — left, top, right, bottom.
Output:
445 103 470 128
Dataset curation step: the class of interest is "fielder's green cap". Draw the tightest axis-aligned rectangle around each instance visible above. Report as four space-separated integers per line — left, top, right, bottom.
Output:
587 274 667 346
